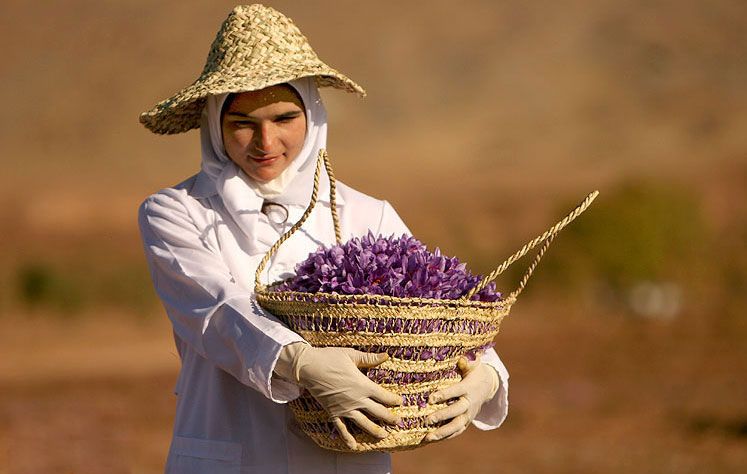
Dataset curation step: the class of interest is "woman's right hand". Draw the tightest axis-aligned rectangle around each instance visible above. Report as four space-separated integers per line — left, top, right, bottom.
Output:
276 343 402 449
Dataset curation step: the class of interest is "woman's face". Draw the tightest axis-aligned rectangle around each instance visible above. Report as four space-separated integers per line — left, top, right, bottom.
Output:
221 85 307 183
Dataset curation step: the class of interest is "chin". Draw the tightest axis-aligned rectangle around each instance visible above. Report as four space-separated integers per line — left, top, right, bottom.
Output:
250 171 280 183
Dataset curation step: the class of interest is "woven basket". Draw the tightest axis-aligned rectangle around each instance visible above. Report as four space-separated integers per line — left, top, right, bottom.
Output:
255 150 598 452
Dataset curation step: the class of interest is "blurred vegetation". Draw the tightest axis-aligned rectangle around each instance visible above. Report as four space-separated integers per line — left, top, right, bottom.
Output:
541 181 706 286
16 263 85 314
4 179 738 322
2 177 744 327
520 178 747 325
4 252 156 318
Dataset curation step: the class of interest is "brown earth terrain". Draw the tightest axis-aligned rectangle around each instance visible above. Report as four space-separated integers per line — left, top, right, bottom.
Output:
1 0 746 472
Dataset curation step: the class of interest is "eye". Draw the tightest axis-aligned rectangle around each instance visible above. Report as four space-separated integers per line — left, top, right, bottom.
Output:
232 120 255 128
275 114 301 124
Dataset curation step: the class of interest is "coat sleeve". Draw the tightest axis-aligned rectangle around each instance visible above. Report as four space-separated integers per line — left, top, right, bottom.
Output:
138 191 307 403
377 200 510 430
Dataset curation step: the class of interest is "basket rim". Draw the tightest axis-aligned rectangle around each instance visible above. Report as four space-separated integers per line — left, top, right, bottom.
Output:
255 284 516 310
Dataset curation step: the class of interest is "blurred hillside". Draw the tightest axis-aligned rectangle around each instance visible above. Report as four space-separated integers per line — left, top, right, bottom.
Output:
1 0 746 472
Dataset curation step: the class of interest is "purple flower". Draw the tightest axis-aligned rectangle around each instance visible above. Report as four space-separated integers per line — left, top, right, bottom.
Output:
464 342 496 361
275 232 501 302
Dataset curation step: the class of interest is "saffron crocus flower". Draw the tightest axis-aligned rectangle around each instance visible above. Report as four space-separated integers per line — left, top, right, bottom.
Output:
276 232 502 302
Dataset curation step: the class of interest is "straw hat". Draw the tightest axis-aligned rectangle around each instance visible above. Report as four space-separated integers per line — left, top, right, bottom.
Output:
140 4 366 134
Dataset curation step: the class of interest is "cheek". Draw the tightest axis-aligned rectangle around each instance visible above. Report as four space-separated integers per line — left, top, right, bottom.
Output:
288 121 307 151
223 128 252 159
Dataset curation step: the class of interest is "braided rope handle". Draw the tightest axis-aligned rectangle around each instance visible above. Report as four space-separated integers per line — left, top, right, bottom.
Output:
254 149 341 290
324 151 342 244
462 190 599 301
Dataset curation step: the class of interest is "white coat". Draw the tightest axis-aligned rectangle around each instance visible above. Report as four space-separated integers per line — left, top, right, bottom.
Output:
138 169 510 474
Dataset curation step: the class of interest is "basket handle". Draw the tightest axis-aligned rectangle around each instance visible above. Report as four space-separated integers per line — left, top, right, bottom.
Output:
462 190 599 301
254 149 341 290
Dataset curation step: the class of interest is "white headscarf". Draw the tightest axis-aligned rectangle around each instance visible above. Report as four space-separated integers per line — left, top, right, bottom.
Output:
198 77 332 255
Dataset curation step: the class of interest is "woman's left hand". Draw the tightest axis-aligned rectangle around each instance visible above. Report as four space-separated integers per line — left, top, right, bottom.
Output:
424 357 500 442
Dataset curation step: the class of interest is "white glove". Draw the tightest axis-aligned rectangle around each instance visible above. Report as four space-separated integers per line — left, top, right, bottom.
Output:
275 343 402 449
424 356 500 442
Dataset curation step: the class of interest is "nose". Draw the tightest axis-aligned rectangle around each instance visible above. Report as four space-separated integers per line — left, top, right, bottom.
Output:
255 121 277 153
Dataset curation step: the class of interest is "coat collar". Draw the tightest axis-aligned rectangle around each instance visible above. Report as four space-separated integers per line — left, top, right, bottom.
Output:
189 170 345 206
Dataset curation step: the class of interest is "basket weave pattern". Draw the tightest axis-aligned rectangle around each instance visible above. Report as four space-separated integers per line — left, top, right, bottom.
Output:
258 293 510 451
255 150 598 451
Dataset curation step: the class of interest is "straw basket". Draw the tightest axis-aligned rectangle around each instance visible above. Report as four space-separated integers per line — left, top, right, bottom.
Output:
255 150 598 452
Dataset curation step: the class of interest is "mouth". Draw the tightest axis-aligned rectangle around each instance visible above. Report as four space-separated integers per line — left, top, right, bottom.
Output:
248 154 282 164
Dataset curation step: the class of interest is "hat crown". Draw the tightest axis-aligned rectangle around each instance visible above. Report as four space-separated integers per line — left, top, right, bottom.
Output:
140 3 365 134
201 4 320 80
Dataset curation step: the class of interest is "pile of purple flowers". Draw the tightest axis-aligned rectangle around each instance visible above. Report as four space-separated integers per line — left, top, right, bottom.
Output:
276 232 501 302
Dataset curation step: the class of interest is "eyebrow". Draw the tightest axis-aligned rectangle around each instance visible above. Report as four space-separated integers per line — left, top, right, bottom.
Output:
226 110 302 120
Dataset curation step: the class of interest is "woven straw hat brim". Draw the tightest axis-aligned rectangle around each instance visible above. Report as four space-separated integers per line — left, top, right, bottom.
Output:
139 4 366 135
139 69 364 135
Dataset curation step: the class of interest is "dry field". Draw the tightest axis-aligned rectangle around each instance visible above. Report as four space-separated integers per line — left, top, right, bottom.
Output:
1 0 746 472
2 300 745 473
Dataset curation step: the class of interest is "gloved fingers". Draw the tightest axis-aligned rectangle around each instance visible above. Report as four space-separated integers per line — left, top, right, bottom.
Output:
425 397 470 425
457 356 481 375
445 424 469 440
424 413 470 442
365 380 404 406
332 416 357 450
343 348 390 369
347 410 389 439
428 379 469 404
361 400 401 425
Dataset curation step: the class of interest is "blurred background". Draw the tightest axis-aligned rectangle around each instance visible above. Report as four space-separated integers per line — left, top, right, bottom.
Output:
1 0 746 472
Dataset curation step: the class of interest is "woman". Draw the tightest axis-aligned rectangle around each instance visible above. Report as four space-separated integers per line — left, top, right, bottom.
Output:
138 5 509 473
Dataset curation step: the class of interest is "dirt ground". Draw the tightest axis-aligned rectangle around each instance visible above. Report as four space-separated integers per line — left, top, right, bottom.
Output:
1 301 745 474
